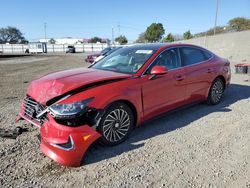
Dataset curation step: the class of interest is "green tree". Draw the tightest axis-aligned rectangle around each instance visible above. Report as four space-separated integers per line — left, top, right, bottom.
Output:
90 37 102 43
0 26 27 44
228 17 250 31
183 30 193 40
162 33 174 42
115 35 128 44
135 32 146 43
145 23 165 42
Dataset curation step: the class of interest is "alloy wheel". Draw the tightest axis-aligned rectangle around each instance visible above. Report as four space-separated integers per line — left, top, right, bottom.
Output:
102 109 130 143
211 80 224 103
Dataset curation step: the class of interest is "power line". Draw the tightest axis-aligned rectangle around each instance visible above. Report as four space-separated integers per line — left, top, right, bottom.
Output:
112 26 114 44
117 22 120 36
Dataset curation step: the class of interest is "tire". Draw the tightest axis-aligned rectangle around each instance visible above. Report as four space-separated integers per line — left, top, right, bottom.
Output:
97 102 134 146
207 77 225 105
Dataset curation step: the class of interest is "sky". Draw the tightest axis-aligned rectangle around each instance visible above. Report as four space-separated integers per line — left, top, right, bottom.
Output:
0 0 249 42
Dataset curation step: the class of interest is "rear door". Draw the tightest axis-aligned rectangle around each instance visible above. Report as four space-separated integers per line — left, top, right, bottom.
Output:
141 48 186 120
180 47 214 102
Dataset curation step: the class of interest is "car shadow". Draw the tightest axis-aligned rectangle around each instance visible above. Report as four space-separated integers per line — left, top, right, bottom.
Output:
83 83 250 165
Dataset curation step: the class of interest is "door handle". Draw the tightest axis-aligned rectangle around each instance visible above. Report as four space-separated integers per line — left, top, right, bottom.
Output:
174 75 185 81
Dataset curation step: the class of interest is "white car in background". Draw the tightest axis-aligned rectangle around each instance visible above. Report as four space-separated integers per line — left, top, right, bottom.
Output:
93 47 122 63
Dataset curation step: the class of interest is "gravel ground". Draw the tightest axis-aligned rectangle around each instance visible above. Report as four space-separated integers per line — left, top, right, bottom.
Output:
0 54 249 188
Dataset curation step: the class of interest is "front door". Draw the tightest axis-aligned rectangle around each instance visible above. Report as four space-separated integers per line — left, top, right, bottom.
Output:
141 48 186 120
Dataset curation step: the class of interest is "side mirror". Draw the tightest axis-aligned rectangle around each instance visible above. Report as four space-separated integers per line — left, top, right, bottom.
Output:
150 65 168 75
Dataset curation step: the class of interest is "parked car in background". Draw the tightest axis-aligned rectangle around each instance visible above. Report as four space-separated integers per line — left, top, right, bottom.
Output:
85 47 114 64
17 43 231 167
66 46 76 53
93 47 123 63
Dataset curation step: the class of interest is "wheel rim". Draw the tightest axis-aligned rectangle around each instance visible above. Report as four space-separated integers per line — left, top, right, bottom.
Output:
211 80 224 103
103 109 130 142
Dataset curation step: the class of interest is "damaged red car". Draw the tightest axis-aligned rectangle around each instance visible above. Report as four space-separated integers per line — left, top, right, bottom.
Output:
17 44 231 167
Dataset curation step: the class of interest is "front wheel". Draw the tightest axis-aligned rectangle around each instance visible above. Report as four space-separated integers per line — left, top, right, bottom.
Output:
97 102 134 146
207 78 225 105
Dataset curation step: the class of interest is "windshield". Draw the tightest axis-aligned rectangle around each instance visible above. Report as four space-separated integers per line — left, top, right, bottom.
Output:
101 47 112 55
105 47 122 56
92 47 155 74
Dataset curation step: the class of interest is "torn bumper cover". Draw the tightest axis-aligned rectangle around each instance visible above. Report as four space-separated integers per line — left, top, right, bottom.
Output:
17 113 101 167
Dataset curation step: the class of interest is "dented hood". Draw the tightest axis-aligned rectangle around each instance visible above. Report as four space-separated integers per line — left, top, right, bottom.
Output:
27 68 131 105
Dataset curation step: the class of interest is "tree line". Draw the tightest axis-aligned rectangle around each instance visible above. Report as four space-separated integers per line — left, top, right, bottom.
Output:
87 36 128 45
0 17 249 44
135 17 250 43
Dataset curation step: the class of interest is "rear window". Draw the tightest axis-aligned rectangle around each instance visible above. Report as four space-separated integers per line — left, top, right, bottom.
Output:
181 47 207 66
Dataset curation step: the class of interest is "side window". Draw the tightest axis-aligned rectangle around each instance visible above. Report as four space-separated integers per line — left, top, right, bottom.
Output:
181 47 206 66
202 49 213 60
152 48 181 70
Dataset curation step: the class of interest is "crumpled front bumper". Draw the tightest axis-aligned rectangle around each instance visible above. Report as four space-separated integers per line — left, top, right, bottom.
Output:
17 113 101 167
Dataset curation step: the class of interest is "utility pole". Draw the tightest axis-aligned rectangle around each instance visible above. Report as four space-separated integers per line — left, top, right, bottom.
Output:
214 0 219 35
117 22 120 36
44 22 47 43
112 26 114 45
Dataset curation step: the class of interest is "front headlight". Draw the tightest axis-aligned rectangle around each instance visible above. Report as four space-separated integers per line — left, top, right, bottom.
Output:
49 98 94 117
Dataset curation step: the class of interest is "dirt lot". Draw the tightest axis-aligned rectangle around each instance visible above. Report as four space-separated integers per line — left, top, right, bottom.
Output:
0 54 249 188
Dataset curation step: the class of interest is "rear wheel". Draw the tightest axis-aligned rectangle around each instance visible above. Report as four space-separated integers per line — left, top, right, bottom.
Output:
97 102 134 146
207 78 225 105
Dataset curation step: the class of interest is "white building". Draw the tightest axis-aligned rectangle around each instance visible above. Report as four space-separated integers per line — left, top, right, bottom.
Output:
39 38 84 44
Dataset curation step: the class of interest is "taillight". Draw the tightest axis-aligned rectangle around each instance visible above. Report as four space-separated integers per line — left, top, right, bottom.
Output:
225 61 230 66
223 60 231 73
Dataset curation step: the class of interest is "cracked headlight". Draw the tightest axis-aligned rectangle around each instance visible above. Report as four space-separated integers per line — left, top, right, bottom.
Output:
49 98 94 117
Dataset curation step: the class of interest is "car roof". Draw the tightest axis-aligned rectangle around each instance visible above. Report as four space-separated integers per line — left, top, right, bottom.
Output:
123 43 205 51
122 43 166 51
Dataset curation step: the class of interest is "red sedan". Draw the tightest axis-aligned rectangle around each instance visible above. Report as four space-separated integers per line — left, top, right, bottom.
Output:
17 44 231 167
85 47 113 64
